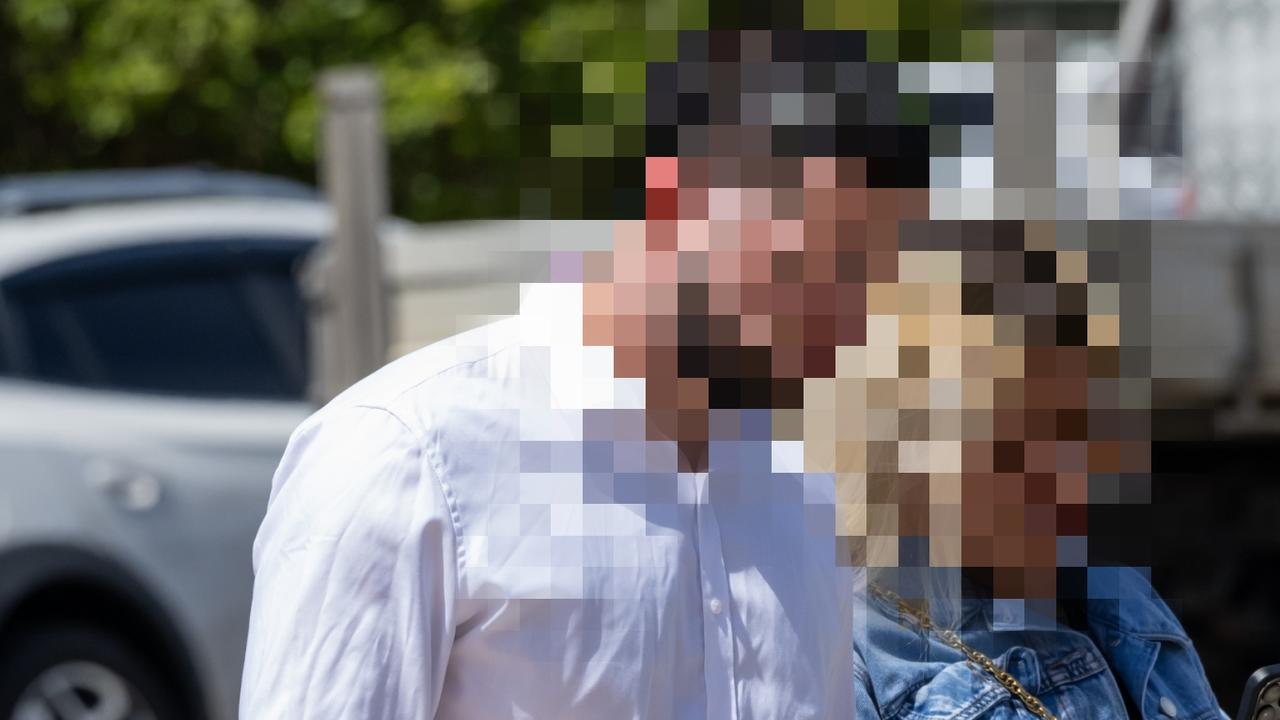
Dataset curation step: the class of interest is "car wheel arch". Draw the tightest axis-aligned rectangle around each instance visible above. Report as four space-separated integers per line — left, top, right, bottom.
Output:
0 543 208 720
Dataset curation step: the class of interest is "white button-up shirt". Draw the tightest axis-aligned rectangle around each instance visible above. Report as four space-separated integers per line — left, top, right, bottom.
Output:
240 284 854 719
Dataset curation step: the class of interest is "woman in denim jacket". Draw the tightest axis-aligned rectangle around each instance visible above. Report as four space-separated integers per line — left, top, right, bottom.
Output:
853 566 1228 720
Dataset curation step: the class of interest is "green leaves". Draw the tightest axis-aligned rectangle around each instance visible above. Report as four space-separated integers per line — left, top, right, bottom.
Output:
1 0 994 219
281 24 495 161
2 0 521 217
9 0 259 137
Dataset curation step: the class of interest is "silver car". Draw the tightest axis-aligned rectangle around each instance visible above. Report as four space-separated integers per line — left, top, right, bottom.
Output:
0 170 327 720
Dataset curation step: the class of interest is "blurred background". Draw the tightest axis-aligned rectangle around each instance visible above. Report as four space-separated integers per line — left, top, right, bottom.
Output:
0 0 1276 719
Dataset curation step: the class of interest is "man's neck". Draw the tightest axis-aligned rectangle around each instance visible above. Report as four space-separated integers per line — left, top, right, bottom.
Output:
642 382 711 473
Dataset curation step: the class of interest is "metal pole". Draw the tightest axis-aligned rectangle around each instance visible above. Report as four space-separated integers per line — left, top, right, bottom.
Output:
1116 0 1166 131
306 66 390 404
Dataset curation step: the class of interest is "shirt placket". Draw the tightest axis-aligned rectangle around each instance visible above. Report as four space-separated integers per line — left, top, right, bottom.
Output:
692 470 738 720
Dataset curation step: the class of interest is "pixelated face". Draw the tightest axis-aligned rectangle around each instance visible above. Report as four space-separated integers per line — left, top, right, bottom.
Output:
579 29 1148 600
594 156 928 409
799 220 1143 600
583 29 938 414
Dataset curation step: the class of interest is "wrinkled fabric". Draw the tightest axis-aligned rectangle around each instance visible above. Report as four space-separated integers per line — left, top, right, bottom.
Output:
241 283 855 720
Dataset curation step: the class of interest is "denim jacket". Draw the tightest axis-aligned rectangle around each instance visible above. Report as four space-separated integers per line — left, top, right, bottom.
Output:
853 567 1228 720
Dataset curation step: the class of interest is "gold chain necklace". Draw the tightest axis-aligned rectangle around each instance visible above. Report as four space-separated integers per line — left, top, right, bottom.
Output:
868 584 1059 720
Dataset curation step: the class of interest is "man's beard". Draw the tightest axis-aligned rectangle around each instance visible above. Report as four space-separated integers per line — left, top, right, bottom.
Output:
674 312 805 409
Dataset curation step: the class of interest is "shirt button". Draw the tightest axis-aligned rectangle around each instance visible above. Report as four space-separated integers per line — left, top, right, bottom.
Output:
708 598 723 615
1158 696 1177 717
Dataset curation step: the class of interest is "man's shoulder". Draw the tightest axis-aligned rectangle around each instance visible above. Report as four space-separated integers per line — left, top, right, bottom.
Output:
312 316 526 434
298 282 608 450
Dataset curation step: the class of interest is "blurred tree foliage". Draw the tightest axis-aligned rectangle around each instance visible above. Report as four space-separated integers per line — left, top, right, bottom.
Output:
0 0 982 220
0 0 645 219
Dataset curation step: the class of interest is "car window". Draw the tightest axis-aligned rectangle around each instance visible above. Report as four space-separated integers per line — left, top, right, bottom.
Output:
0 239 314 399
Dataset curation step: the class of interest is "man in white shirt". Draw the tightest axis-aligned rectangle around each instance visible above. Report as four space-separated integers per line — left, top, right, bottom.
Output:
240 25 937 720
240 275 857 718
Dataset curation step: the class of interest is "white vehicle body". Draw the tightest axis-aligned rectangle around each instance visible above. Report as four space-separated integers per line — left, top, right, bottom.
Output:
0 198 328 720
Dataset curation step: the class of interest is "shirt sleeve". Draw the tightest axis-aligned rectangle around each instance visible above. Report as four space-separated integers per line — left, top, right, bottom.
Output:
240 404 458 720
